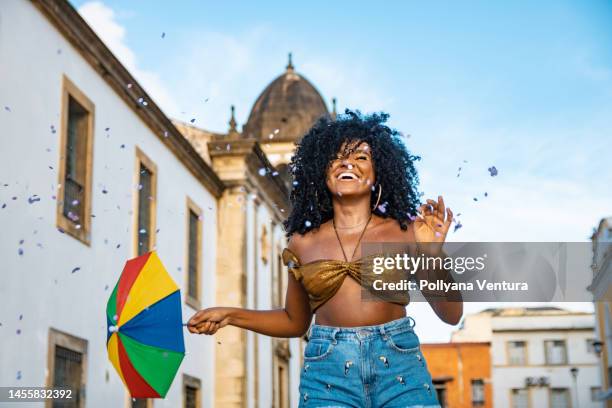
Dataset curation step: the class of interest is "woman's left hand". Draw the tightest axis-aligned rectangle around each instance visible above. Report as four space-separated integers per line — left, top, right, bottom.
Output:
413 195 453 255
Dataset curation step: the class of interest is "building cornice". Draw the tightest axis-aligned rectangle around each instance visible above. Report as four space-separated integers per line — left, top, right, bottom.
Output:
208 138 290 220
32 0 224 198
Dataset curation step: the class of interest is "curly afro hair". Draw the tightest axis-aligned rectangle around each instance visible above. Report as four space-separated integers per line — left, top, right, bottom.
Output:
283 109 422 237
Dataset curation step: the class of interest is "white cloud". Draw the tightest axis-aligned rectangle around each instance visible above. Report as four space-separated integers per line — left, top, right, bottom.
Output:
161 28 396 133
77 1 180 116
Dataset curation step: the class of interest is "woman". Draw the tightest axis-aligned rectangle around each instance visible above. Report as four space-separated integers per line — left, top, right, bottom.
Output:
188 110 463 407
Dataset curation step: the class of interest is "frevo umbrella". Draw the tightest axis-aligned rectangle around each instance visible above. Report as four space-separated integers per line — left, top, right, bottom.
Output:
106 251 185 398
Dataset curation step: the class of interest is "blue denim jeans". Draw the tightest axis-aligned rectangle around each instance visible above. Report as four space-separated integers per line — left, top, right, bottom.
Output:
299 316 440 408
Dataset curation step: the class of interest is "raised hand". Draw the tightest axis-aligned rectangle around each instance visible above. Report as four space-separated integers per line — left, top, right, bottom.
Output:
414 195 453 255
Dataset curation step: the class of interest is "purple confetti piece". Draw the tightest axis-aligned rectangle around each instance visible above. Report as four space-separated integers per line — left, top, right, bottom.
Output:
473 197 478 201
2 203 6 209
161 32 166 39
102 189 108 194
105 127 110 131
12 196 17 200
484 192 488 197
488 166 498 177
4 106 11 112
454 221 463 233
16 371 21 380
19 314 23 320
104 284 109 291
27 195 41 204
19 239 24 245
18 248 23 256
71 267 80 274
190 118 196 123
57 227 65 234
120 144 125 149
16 329 21 335
116 244 121 249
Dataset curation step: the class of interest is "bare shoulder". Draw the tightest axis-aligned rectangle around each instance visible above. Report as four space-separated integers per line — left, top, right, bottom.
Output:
286 225 326 261
375 216 416 243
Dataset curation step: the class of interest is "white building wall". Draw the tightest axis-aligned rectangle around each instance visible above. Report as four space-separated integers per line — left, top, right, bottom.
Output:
491 316 601 408
0 1 217 407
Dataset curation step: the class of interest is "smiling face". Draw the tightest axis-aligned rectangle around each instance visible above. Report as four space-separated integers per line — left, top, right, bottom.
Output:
325 140 375 198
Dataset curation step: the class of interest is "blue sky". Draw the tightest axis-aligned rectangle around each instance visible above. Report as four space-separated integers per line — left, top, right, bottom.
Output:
69 0 612 341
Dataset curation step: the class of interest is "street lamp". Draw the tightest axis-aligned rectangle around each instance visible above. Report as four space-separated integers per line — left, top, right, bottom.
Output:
593 340 604 356
570 367 579 408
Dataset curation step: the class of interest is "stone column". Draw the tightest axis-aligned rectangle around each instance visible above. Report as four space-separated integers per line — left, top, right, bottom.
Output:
214 185 248 408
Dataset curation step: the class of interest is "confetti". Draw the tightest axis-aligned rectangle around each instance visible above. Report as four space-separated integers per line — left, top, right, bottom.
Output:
454 221 463 233
4 106 11 112
305 220 312 228
105 127 110 131
102 189 108 194
488 166 498 177
19 239 24 245
104 285 109 291
258 168 267 176
16 371 21 380
27 195 41 204
473 197 478 201
161 32 166 39
2 204 6 209
18 248 23 256
71 267 80 274
16 329 21 335
204 98 209 103
12 196 17 200
116 244 121 249
120 144 125 149
50 125 56 134
190 118 196 123
484 192 488 197
19 314 23 320
272 171 279 176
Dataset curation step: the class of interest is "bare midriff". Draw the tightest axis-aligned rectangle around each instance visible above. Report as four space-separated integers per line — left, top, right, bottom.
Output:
314 274 407 327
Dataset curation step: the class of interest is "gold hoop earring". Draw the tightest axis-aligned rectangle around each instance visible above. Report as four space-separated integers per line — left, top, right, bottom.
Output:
372 183 382 211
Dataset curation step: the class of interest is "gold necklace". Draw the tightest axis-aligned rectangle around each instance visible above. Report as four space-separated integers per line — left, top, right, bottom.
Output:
333 217 371 229
332 213 373 262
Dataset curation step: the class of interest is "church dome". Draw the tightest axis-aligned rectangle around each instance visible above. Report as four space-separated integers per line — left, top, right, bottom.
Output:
243 54 331 142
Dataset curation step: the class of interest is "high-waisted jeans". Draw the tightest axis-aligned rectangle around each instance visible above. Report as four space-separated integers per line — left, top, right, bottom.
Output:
298 316 440 408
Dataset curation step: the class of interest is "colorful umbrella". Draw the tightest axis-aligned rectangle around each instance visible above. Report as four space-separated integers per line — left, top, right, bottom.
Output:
106 251 185 398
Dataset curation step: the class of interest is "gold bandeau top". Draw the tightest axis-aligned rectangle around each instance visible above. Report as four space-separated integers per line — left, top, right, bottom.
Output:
281 247 410 313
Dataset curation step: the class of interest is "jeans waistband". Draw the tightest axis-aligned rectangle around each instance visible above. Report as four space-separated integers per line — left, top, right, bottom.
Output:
308 316 416 341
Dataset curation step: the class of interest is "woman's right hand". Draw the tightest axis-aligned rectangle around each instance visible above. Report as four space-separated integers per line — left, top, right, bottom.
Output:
187 307 233 335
